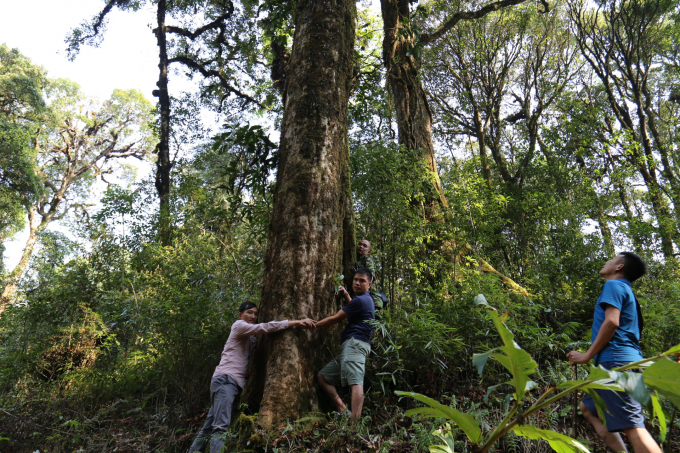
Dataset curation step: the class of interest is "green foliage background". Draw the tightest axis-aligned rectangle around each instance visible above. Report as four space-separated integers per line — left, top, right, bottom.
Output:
2 0 680 451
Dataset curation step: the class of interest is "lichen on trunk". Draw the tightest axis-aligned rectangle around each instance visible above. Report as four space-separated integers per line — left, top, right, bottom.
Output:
243 0 357 427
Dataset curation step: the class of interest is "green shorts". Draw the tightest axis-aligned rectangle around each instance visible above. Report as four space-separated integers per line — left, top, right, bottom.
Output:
319 337 371 387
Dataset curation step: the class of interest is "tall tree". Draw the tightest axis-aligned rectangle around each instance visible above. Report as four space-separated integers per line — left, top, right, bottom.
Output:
424 4 588 270
379 0 545 293
426 4 577 188
0 45 46 242
242 0 357 426
379 0 545 204
0 84 153 314
569 0 680 257
67 0 267 245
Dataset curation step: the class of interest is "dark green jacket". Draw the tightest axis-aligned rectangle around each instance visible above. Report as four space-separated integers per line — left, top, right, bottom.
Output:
355 254 382 309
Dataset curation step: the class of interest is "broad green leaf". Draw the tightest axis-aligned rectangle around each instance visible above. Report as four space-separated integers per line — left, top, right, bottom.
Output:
491 352 512 373
583 388 609 425
643 359 680 408
556 379 622 391
651 392 667 442
557 366 621 392
489 310 538 401
608 370 651 411
662 343 680 355
474 293 490 307
512 425 590 453
473 348 499 376
588 366 610 380
429 424 456 453
396 391 482 444
429 446 453 453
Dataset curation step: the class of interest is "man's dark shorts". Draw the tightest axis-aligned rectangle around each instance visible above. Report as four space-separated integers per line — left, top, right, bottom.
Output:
581 361 646 432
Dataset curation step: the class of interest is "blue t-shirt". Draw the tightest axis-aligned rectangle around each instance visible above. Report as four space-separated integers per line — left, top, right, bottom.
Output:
591 278 643 364
341 292 375 344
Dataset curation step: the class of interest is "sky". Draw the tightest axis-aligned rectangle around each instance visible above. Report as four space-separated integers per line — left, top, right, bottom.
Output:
1 0 163 270
0 0 159 101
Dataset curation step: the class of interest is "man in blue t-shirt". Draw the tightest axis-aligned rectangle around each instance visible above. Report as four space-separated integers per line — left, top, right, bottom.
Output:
314 268 375 418
567 252 661 453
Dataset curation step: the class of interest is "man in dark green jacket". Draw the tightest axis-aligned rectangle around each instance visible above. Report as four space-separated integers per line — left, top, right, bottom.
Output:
354 239 383 309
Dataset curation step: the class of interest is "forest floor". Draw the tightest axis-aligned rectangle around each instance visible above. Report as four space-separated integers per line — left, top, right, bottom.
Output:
2 383 678 453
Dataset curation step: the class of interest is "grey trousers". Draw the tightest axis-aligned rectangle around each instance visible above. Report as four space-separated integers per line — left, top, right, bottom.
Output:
188 374 241 453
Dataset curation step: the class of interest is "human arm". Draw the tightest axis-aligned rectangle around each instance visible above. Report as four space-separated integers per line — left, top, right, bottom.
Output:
289 319 315 329
232 318 314 338
567 304 620 365
314 309 349 329
338 285 352 305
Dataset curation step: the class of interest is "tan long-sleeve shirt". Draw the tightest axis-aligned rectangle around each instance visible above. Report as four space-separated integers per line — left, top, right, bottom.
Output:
212 319 289 388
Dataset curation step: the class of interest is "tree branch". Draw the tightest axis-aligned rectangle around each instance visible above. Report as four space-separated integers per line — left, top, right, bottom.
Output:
164 4 234 40
168 56 268 110
419 0 542 46
66 0 132 58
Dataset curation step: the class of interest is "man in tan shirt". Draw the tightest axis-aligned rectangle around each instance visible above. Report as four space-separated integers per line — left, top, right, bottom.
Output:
189 302 314 453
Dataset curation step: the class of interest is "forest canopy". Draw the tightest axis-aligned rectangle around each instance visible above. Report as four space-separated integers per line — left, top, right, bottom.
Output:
1 0 680 452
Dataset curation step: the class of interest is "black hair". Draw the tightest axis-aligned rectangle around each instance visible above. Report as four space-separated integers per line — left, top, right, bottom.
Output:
238 302 257 313
618 252 647 282
355 268 373 282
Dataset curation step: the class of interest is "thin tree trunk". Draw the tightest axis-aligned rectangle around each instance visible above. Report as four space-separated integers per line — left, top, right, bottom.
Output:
0 208 41 313
594 196 615 256
154 0 173 245
243 0 356 426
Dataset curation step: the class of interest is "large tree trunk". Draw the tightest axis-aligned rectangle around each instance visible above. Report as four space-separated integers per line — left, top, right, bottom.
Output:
154 0 173 246
381 0 446 210
243 0 357 426
380 0 529 295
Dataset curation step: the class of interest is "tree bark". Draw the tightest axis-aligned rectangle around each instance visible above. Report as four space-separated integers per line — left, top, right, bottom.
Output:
0 209 39 313
380 0 530 295
154 0 173 246
242 0 356 426
381 0 446 210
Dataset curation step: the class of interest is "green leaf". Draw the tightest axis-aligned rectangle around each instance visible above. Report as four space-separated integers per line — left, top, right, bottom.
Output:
473 348 498 376
556 379 621 391
556 366 621 392
583 388 609 426
651 392 667 443
396 391 482 444
429 424 456 453
429 447 453 453
474 293 490 307
512 425 590 453
662 343 680 355
608 370 651 411
488 310 538 401
643 359 680 408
